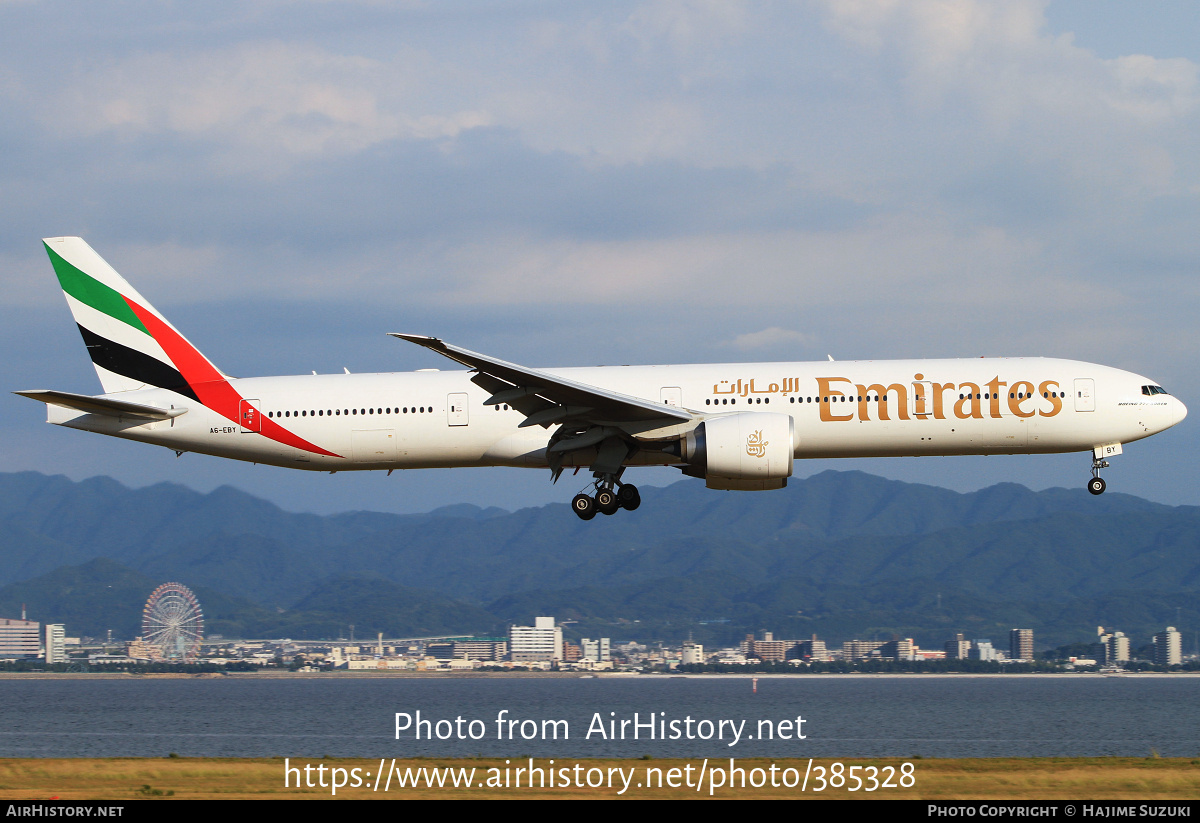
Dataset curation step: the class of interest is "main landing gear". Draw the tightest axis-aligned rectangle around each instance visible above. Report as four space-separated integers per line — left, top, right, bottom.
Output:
572 480 641 520
1088 457 1109 495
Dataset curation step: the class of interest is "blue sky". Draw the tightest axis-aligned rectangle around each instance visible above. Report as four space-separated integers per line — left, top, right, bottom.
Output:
2 1 1198 514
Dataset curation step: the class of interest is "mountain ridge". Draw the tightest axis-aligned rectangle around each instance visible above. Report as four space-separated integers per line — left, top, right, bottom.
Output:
0 469 1195 648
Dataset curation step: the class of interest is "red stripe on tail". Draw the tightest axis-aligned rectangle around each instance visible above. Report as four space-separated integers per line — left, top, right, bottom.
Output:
125 299 342 458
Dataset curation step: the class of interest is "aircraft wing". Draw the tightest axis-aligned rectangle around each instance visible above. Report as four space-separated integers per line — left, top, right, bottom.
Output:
14 390 188 420
389 333 694 429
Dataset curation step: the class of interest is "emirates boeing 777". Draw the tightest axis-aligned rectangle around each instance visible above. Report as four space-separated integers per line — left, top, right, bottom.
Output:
17 237 1187 520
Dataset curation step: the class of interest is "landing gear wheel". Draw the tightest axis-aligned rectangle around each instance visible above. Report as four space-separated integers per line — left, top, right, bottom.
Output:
1088 476 1106 496
595 488 620 515
572 493 597 520
617 484 641 511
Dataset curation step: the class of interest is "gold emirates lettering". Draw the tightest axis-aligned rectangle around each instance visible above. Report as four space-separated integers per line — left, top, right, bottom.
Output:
713 375 1064 421
817 375 1063 421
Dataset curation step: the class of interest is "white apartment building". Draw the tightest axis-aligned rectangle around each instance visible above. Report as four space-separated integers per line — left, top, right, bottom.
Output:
680 642 705 665
1154 626 1182 666
509 616 563 663
1101 631 1130 664
580 637 611 662
44 624 66 664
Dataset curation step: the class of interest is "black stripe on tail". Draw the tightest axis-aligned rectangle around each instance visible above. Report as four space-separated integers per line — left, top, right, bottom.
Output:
77 324 200 402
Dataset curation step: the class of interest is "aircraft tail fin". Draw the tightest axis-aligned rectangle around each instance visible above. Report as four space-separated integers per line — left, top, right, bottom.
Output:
43 237 225 400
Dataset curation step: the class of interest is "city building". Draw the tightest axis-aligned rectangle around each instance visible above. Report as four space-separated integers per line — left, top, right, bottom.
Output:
580 638 611 662
879 639 915 661
680 641 705 666
44 624 66 664
1153 626 1182 666
793 638 829 662
969 639 999 662
425 642 457 660
453 639 508 662
1009 629 1033 662
509 616 563 663
0 618 40 658
749 640 790 662
1099 630 1130 665
944 633 970 660
713 648 749 665
125 638 153 661
347 658 414 670
842 640 884 661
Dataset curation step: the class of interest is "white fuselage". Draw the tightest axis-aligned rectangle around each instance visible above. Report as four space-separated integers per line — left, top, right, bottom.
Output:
47 356 1187 474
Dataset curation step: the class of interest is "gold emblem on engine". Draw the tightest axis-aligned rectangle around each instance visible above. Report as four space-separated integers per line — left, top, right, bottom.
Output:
746 430 768 458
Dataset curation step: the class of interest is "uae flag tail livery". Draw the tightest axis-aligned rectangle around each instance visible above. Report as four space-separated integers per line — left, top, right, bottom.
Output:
44 237 222 400
28 237 337 459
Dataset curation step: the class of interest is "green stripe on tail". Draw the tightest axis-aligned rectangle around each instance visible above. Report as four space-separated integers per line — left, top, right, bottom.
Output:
45 242 150 335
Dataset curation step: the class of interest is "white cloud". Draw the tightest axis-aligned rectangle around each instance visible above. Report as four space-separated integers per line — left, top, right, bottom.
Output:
621 0 751 57
815 0 1200 144
23 0 1200 198
51 42 492 169
345 213 1094 317
1108 54 1199 120
726 327 814 351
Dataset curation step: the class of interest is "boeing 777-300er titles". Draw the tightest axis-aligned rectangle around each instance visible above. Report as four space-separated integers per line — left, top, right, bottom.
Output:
16 237 1188 520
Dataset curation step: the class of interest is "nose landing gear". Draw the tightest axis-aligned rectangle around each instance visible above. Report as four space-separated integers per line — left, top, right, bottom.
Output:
1088 457 1109 495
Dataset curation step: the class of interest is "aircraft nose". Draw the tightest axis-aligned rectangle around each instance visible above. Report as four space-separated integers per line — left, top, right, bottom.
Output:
1172 396 1188 427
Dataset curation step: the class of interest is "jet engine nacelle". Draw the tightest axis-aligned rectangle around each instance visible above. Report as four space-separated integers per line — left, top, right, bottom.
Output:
681 412 795 490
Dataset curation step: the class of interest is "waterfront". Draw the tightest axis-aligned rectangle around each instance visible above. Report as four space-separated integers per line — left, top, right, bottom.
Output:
2 674 1198 760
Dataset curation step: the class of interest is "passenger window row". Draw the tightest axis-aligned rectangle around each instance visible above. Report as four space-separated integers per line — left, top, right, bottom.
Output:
708 389 1068 405
267 406 434 419
706 398 772 405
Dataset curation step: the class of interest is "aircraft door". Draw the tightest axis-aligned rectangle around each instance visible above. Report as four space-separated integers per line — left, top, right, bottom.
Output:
910 382 934 418
661 387 682 407
1074 378 1095 412
239 399 261 433
447 393 469 426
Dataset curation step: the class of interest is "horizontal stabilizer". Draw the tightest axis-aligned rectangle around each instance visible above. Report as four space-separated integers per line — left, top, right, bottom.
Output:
14 390 188 420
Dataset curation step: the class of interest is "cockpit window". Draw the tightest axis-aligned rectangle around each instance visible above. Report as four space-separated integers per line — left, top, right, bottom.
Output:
1141 385 1170 396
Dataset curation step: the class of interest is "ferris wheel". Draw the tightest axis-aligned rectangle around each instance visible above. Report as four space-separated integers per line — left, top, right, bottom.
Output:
141 582 204 662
